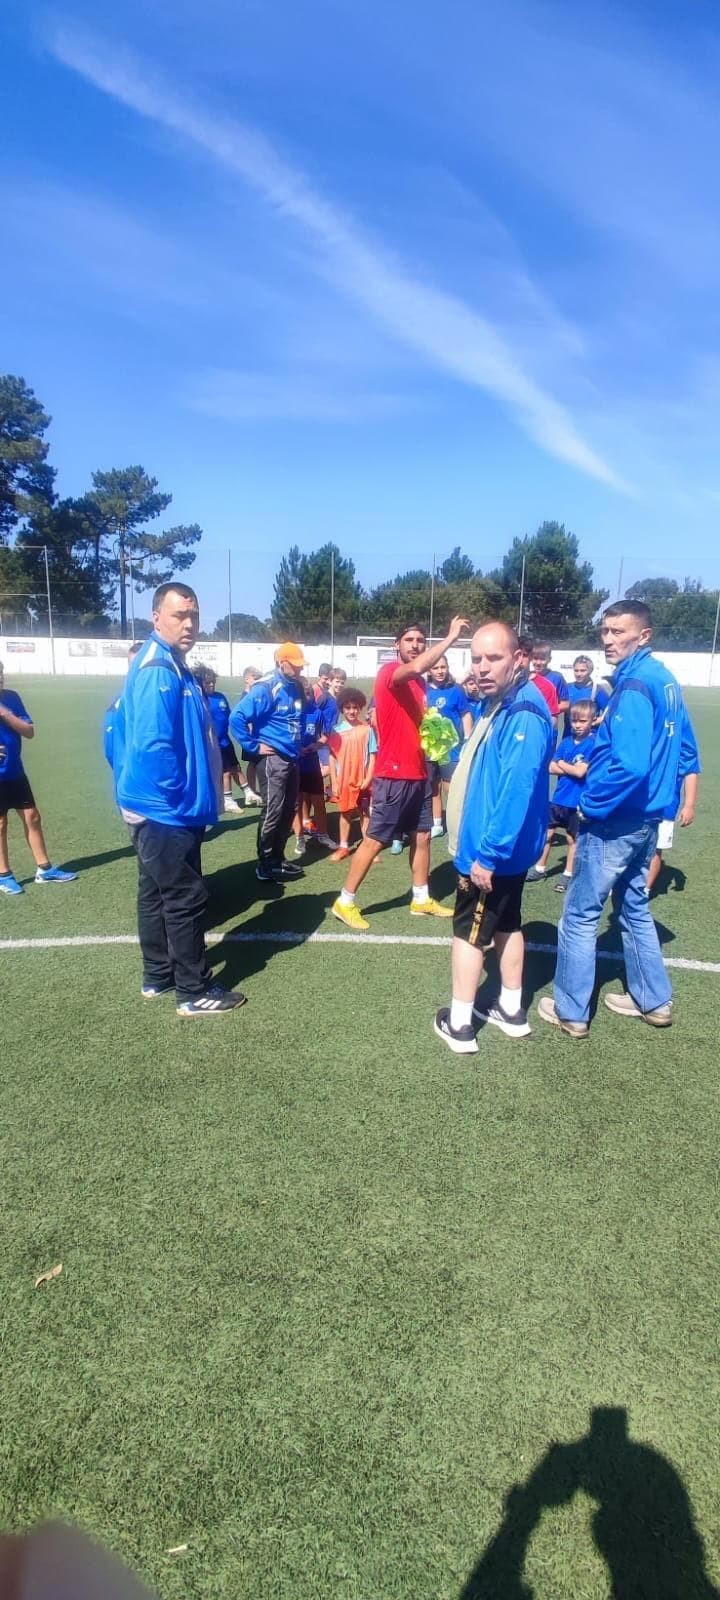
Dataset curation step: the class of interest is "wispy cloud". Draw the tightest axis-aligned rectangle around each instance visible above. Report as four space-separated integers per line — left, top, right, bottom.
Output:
47 25 627 490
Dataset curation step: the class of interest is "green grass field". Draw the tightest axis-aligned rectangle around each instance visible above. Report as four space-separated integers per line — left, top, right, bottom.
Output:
1 677 719 1599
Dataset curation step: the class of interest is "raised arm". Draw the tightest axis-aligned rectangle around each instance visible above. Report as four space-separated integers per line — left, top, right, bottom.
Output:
392 617 470 686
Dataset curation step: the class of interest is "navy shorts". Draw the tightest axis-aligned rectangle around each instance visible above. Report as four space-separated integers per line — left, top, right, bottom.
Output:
429 758 457 785
0 774 36 815
221 742 239 774
298 753 325 797
368 776 433 845
454 870 527 946
549 802 579 839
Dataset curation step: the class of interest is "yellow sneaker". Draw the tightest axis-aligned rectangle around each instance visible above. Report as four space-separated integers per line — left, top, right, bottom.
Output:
410 896 453 918
332 897 370 931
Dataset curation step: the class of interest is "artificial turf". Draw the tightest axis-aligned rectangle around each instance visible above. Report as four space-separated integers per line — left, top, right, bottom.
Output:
1 677 719 1598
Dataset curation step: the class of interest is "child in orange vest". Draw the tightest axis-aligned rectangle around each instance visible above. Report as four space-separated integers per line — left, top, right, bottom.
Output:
328 687 377 861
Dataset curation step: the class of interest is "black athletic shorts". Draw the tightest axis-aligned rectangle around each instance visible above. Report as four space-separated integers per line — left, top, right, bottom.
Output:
0 774 36 815
428 758 457 785
240 747 255 766
368 776 433 845
221 742 239 774
453 870 527 947
298 752 325 797
548 802 579 839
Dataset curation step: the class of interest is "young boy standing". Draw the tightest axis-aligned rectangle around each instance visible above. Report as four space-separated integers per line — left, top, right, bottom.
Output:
527 700 596 891
0 660 78 894
327 687 377 859
425 655 473 837
564 655 611 732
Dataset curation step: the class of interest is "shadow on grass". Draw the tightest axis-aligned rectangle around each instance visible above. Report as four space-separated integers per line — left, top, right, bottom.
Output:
460 1406 719 1600
207 890 337 988
64 842 136 872
651 862 687 898
518 914 677 1012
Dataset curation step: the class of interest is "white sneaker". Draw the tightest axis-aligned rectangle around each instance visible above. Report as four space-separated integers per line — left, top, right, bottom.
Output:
294 837 307 858
430 821 444 839
223 797 242 813
244 789 262 806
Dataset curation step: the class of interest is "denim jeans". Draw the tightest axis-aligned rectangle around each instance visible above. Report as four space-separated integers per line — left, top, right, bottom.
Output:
554 818 671 1023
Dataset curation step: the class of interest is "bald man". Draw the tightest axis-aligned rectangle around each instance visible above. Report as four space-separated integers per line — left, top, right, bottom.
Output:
436 622 554 1053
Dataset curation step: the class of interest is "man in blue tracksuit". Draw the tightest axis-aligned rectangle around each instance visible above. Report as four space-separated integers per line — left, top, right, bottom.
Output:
539 600 698 1038
229 642 307 882
434 621 554 1054
110 581 245 1018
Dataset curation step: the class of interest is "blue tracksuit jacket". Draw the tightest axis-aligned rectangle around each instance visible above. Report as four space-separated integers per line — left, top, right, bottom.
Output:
581 648 698 824
229 671 306 761
113 633 219 827
454 679 554 875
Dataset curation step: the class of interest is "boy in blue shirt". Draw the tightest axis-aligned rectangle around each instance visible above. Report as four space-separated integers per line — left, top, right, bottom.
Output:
527 700 596 891
564 654 611 733
425 655 473 838
198 667 261 813
292 679 336 856
0 659 77 895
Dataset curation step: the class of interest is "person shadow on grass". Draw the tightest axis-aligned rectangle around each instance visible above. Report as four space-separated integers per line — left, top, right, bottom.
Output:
459 1406 719 1600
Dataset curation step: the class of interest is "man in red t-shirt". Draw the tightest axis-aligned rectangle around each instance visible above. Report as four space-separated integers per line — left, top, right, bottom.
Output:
332 615 469 930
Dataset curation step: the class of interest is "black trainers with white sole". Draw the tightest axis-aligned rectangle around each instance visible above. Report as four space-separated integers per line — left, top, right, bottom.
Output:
473 999 531 1038
433 1007 478 1054
177 985 247 1018
271 861 304 881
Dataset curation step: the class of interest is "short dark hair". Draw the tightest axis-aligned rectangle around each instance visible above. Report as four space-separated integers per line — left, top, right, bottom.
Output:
337 685 367 711
318 662 333 676
395 621 427 643
518 634 533 654
128 639 143 657
573 654 593 668
152 581 198 613
531 639 551 655
193 666 210 690
330 666 347 681
603 600 652 629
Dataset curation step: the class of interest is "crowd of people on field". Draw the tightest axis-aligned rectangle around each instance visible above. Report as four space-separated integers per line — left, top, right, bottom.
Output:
0 580 700 1043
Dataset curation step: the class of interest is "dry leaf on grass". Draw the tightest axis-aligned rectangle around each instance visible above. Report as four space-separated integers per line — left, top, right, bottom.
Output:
34 1263 63 1288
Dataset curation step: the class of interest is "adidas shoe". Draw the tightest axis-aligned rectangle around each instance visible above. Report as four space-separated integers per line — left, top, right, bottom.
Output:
177 984 247 1018
223 796 242 813
433 1008 478 1055
35 865 78 884
0 873 23 895
473 999 531 1038
141 979 175 999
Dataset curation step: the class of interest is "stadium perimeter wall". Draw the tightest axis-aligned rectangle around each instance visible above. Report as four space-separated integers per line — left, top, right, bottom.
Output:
0 636 719 687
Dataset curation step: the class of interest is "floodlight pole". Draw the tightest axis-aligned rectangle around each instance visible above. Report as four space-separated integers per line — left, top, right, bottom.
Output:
128 553 136 642
330 548 335 665
429 555 436 642
518 553 526 635
710 588 720 686
228 549 233 670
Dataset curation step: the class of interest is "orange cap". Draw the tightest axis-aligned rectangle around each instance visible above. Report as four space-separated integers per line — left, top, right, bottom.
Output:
274 641 307 668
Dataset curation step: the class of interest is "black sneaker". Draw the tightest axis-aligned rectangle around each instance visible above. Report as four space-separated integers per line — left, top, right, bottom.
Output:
433 1007 478 1055
473 999 531 1038
271 861 304 880
177 984 247 1018
525 867 546 884
554 873 572 893
256 864 275 882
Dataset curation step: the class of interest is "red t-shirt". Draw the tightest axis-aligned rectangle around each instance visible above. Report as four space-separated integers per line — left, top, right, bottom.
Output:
531 673 560 717
373 660 427 781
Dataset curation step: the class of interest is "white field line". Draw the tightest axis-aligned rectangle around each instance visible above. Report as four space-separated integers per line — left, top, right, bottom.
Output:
0 930 718 973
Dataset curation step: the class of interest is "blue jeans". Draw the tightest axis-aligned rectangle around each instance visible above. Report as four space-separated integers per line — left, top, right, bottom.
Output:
554 818 671 1023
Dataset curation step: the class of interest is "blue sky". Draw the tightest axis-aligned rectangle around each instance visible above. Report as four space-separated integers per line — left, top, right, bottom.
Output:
3 0 720 628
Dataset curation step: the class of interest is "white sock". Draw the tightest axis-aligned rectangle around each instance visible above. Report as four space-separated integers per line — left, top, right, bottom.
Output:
500 986 522 1014
534 863 546 874
450 999 474 1031
412 883 430 903
340 888 356 906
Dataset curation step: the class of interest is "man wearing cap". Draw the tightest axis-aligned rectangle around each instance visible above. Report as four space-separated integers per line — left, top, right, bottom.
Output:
230 643 307 883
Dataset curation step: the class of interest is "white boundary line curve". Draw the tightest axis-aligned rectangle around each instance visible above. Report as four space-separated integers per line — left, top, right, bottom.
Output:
0 931 718 973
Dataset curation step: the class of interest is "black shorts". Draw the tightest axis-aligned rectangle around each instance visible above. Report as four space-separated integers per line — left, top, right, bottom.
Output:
0 774 36 816
240 748 255 767
298 753 325 797
549 802 579 839
368 776 433 845
221 742 239 774
429 758 457 785
453 870 527 946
